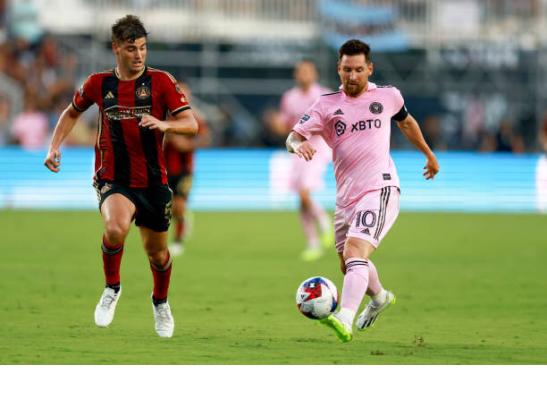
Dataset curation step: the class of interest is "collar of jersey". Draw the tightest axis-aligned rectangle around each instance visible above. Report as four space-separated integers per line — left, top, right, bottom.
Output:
339 81 377 102
113 66 147 81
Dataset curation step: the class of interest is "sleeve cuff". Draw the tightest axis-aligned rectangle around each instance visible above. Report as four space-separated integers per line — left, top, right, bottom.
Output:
170 105 191 116
71 100 86 112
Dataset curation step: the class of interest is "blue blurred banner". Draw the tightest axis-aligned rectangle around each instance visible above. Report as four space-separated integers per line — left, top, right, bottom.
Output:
318 0 408 52
1 147 546 213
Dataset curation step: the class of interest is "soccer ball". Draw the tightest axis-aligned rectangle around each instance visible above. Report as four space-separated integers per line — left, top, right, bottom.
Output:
296 276 338 320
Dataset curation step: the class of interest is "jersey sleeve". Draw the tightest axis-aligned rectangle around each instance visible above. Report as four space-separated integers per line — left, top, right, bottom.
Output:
292 98 324 140
160 72 191 116
72 75 98 112
391 87 408 122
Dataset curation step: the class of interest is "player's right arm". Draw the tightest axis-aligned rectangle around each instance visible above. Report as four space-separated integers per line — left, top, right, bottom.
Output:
45 74 97 173
286 131 316 161
286 98 325 161
44 104 83 173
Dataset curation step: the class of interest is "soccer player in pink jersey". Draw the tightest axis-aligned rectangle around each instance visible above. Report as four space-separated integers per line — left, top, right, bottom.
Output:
286 39 439 342
272 60 334 261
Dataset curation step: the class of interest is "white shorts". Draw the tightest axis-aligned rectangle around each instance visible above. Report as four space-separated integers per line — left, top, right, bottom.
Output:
334 186 400 253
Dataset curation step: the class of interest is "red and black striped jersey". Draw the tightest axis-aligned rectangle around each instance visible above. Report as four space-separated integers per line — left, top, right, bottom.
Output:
164 113 208 175
72 67 190 188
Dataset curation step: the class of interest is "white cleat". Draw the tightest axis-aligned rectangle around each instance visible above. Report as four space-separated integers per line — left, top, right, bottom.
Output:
356 290 396 331
168 242 184 257
153 301 175 338
94 287 122 327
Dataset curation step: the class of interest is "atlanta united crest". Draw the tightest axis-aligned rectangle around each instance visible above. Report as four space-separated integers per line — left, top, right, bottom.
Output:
136 85 151 99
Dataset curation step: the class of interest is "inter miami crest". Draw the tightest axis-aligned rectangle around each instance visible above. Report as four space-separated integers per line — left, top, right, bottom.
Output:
369 102 383 114
299 114 310 124
136 84 151 99
335 120 346 137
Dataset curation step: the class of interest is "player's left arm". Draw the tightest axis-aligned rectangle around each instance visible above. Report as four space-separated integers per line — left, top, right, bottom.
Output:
396 114 440 180
165 112 210 152
139 109 198 136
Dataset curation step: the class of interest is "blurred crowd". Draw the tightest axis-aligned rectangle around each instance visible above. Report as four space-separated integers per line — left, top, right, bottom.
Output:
0 0 95 149
0 0 545 154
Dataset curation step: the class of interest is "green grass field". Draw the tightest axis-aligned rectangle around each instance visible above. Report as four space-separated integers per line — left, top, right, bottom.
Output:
1 210 546 364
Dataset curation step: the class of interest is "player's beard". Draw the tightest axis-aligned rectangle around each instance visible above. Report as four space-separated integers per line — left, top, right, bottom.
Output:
344 81 365 97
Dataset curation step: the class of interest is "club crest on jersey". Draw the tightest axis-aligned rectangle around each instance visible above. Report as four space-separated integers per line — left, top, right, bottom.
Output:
299 114 310 124
335 120 346 137
369 102 383 114
136 85 151 99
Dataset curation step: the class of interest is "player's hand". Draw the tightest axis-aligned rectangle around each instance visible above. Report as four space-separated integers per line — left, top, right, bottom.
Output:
423 154 439 180
295 141 316 161
44 148 61 173
139 114 168 132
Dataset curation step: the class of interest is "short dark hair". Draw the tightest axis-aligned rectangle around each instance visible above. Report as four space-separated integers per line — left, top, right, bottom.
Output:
111 15 148 43
338 39 372 62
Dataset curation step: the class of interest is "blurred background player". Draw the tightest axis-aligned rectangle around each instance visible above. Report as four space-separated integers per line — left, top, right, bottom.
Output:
44 15 198 338
164 81 211 256
268 59 333 261
287 39 439 342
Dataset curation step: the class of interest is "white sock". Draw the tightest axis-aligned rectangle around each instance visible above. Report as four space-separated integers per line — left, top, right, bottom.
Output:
371 289 387 306
335 307 356 326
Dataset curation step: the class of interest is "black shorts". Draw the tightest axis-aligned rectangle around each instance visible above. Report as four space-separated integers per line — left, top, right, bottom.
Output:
168 172 193 199
94 180 173 232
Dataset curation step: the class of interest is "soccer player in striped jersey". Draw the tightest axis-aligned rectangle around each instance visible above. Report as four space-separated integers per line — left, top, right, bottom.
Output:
287 39 439 342
44 15 198 338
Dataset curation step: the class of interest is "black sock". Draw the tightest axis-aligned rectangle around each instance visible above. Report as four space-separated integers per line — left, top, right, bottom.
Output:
106 283 121 294
152 297 167 306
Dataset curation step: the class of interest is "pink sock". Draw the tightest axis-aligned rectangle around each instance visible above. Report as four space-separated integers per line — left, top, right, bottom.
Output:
366 259 384 296
309 200 330 232
340 258 370 312
300 208 319 248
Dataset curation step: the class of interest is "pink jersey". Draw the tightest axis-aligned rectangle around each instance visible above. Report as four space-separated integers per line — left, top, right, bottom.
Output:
293 82 405 208
281 83 332 159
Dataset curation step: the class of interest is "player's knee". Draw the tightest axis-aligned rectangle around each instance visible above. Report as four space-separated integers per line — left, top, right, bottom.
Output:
343 237 373 260
172 200 184 217
104 221 130 243
299 195 312 211
147 249 169 267
342 242 359 260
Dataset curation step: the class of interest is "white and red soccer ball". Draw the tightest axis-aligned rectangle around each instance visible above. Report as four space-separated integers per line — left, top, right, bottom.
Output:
296 276 338 319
